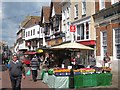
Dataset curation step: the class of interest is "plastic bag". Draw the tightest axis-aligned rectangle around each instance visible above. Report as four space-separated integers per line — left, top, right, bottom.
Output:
26 69 31 76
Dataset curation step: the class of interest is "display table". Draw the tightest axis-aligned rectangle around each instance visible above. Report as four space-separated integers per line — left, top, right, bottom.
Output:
47 75 69 88
42 72 49 84
74 73 112 88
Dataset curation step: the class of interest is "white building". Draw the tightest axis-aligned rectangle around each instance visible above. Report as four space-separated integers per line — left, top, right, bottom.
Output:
25 25 44 51
61 1 72 42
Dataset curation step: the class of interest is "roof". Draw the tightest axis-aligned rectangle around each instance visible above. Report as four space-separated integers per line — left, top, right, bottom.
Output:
41 6 50 23
49 0 62 18
52 0 62 15
20 16 41 29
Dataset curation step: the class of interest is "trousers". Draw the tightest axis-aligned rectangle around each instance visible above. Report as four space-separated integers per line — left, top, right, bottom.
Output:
10 76 22 90
31 70 38 81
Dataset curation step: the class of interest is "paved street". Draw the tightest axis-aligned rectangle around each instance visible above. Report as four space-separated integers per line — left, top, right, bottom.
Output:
1 66 49 89
0 65 119 90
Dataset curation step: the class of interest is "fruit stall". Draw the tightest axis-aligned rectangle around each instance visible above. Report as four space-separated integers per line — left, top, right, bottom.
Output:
40 67 112 88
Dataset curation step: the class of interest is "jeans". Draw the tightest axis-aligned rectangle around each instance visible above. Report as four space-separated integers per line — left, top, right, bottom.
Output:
10 76 22 90
31 70 38 81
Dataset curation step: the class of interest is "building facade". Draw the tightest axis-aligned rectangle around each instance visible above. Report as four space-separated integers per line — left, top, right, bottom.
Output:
61 0 72 42
47 0 65 47
70 0 96 48
93 1 120 69
15 16 41 52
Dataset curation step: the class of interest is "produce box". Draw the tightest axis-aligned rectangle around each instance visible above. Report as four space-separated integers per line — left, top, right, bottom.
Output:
82 74 98 87
97 73 112 86
74 74 83 88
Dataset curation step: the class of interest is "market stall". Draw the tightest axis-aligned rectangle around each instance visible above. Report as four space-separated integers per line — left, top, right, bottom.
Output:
40 67 112 88
39 42 112 88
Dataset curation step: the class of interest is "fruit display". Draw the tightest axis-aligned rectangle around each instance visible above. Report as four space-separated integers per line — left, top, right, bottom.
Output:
79 68 95 74
102 67 111 72
54 69 70 76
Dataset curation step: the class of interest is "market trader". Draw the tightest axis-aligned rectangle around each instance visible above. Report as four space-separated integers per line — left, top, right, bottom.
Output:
9 54 25 90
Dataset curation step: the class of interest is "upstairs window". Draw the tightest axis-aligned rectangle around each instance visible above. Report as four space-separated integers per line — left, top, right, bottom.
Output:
115 28 120 59
28 31 30 36
26 32 27 37
111 0 119 5
82 0 86 15
66 7 70 18
31 30 32 36
99 0 105 10
74 4 78 18
101 31 107 57
33 29 35 35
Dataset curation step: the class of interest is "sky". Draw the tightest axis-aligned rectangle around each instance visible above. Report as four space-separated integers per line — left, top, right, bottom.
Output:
1 0 51 47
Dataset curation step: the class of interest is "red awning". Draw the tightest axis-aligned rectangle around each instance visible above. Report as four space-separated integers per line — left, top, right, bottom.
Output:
79 40 96 46
24 51 37 55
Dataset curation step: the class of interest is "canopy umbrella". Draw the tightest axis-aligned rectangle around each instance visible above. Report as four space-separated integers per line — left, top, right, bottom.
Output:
51 42 94 50
24 51 37 55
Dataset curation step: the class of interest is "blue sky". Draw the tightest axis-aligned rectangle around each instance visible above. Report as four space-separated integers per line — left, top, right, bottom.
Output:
1 0 51 47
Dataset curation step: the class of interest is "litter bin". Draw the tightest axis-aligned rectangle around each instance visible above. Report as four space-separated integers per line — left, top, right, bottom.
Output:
69 69 74 88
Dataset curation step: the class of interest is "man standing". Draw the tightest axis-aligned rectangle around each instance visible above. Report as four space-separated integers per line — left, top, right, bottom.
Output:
30 55 39 82
9 54 25 90
89 54 96 68
103 52 111 67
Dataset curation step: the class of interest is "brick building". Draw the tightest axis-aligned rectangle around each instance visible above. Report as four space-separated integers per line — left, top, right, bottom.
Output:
93 1 120 72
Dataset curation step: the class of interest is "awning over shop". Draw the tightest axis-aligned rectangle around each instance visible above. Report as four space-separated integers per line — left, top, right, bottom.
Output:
51 42 94 50
24 51 37 55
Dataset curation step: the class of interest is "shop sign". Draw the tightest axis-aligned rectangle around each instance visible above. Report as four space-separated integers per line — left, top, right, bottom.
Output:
70 25 76 32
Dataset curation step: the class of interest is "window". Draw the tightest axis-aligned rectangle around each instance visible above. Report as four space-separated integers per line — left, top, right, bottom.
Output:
76 24 84 40
28 31 30 36
56 17 59 27
86 22 89 39
102 31 107 56
82 0 86 15
31 30 32 36
99 0 105 10
37 31 39 34
77 25 81 40
66 7 70 18
33 29 35 35
26 32 27 37
115 28 120 59
81 24 84 40
62 10 65 20
74 4 78 18
111 0 119 4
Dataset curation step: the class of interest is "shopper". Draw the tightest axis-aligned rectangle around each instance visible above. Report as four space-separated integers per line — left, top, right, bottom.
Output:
9 54 25 90
75 53 84 69
89 54 96 68
103 52 111 67
30 55 39 82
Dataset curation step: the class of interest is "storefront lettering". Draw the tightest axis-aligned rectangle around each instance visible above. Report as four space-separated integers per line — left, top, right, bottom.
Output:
104 10 120 18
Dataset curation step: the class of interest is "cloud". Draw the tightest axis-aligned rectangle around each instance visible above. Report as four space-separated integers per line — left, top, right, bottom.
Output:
2 1 51 46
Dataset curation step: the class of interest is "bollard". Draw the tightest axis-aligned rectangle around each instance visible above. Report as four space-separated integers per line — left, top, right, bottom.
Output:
69 69 74 88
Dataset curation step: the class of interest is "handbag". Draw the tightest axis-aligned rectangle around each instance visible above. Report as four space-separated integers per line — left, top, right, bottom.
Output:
26 69 31 76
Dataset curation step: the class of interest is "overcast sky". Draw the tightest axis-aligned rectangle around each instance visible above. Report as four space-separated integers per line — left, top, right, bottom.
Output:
1 0 51 47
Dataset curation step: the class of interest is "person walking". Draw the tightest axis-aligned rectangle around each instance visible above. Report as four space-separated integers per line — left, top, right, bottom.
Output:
9 54 25 90
30 55 39 82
